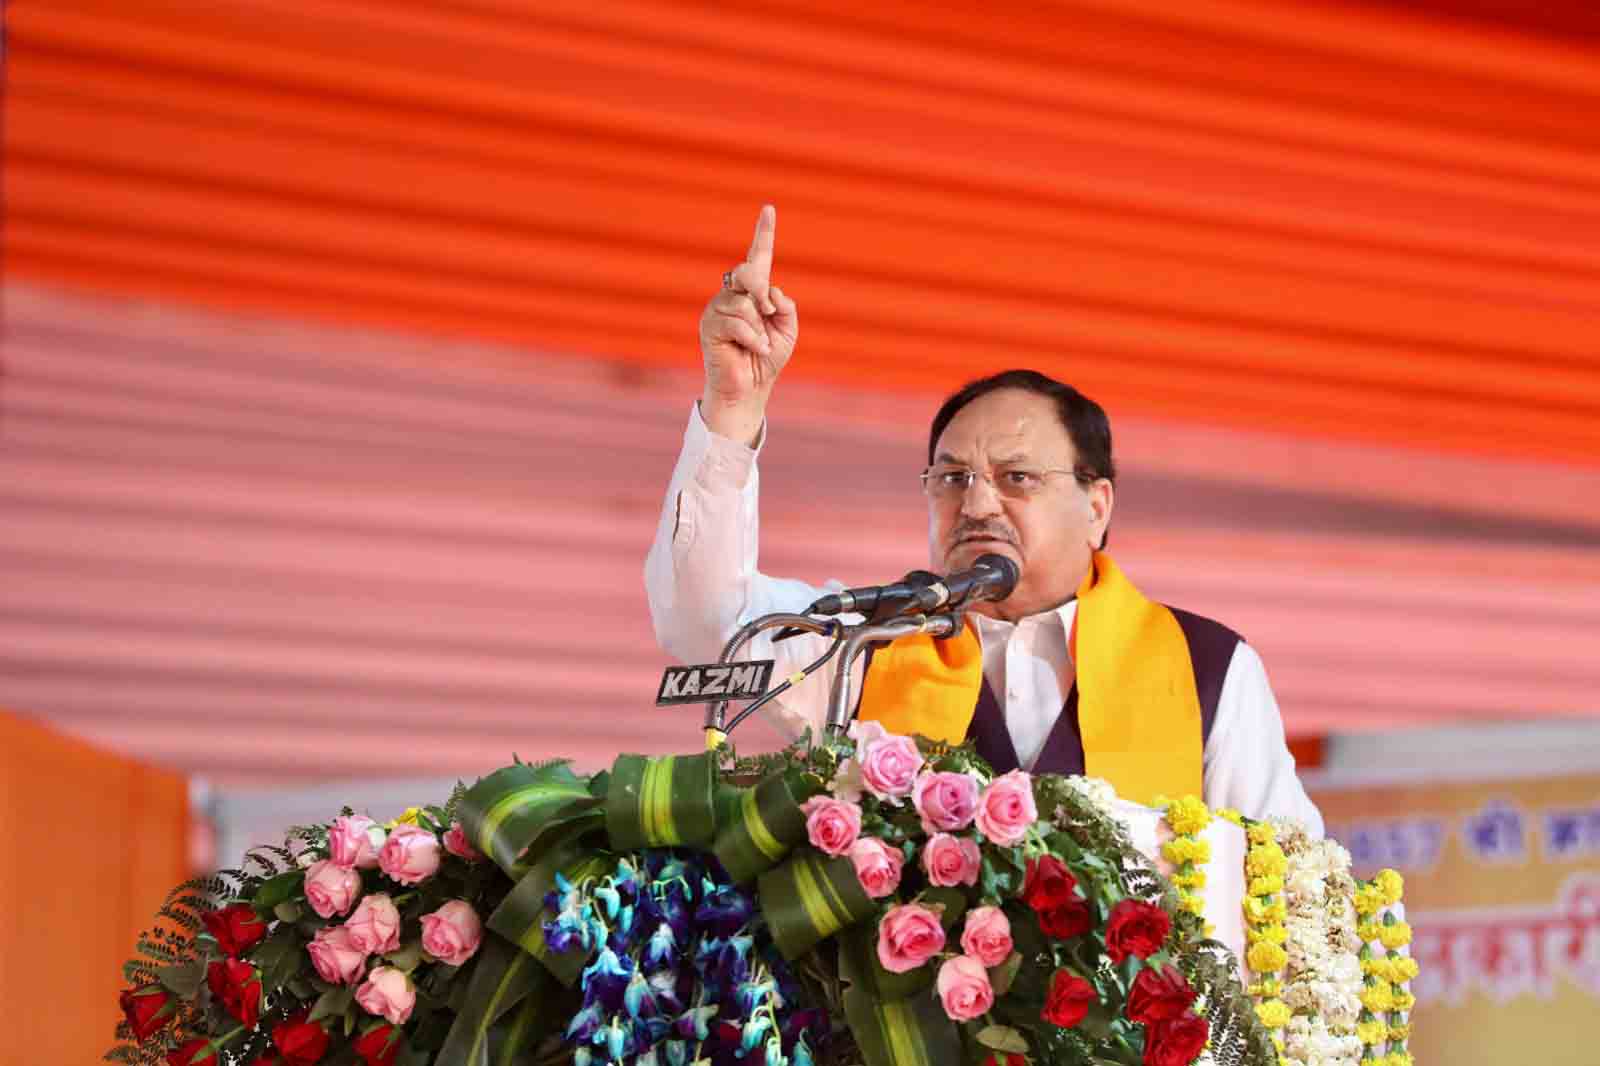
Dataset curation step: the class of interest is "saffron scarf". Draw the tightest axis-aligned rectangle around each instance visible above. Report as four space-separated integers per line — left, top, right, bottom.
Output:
855 551 1203 806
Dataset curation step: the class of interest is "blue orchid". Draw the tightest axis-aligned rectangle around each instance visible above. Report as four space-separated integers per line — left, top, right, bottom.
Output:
604 1016 629 1061
740 1014 773 1053
566 1002 605 1043
625 971 661 1022
665 1039 689 1066
595 883 623 920
764 1034 786 1066
675 1002 718 1041
582 946 636 1011
645 921 678 969
791 1035 813 1066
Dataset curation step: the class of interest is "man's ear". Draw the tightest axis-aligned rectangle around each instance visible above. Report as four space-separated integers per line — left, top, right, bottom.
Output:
1089 479 1114 550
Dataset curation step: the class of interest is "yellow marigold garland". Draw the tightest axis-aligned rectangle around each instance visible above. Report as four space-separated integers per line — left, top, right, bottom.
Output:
1354 867 1416 1066
1238 815 1290 1066
1158 794 1213 931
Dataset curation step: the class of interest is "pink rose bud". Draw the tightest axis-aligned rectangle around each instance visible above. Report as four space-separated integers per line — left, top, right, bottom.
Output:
912 770 980 834
303 859 362 919
858 733 924 803
379 824 441 886
847 837 905 899
355 966 416 1026
345 893 402 955
328 814 384 869
799 796 863 857
959 906 1013 968
936 955 995 1021
420 900 484 967
307 925 369 986
921 832 982 888
876 902 946 973
974 769 1038 847
443 822 482 861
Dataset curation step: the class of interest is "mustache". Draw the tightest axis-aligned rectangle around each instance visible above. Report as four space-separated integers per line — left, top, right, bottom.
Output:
947 521 1018 550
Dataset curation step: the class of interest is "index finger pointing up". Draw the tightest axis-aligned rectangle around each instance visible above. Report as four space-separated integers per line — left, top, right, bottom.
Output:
744 205 777 313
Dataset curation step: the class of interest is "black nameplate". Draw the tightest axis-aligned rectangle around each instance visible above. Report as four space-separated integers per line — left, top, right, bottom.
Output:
655 660 776 705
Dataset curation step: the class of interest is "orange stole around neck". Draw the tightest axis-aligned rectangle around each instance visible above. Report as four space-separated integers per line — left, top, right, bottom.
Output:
854 551 1203 806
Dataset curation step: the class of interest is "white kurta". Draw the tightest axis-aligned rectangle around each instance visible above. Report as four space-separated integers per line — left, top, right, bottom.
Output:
644 403 1324 835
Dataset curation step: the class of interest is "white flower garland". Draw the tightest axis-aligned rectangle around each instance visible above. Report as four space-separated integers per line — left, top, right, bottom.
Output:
1274 821 1365 1066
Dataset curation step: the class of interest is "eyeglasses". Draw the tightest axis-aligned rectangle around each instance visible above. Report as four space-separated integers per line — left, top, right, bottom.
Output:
919 464 1100 501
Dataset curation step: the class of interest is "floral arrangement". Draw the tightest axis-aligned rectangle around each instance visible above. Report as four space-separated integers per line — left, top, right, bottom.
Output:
1270 823 1365 1066
1353 872 1415 1066
110 728 1298 1066
1222 812 1291 1063
1156 797 1213 933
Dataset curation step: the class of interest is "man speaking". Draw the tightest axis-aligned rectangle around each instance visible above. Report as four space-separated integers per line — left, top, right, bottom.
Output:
645 206 1322 831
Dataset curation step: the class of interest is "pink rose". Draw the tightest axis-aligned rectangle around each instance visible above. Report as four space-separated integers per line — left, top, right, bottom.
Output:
912 771 980 833
355 966 416 1025
975 769 1037 847
328 814 384 869
848 837 905 899
379 824 441 886
876 902 946 973
936 955 995 1021
443 821 482 861
799 796 863 857
921 833 981 887
345 893 402 955
959 906 1013 968
421 900 484 966
303 859 362 918
859 734 923 803
307 925 368 986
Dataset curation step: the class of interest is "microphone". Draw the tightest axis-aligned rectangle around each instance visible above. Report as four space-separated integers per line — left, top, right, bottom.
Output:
807 555 1019 620
919 554 1021 612
807 569 941 623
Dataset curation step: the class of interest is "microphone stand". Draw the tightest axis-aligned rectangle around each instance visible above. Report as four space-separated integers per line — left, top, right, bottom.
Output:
701 608 963 750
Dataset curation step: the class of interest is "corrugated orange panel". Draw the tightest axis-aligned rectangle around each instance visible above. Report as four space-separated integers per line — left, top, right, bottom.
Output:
5 0 1600 463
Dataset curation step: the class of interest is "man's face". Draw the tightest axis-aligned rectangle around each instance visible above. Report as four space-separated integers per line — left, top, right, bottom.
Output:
926 388 1112 621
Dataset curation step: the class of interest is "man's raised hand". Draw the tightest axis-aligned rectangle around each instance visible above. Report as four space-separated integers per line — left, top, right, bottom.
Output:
698 205 799 444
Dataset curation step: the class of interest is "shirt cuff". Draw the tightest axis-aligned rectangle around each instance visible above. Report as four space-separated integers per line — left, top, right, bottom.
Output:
687 399 762 492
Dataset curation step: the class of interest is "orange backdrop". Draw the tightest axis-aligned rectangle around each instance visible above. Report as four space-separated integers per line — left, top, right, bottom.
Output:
5 0 1600 465
0 713 190 1066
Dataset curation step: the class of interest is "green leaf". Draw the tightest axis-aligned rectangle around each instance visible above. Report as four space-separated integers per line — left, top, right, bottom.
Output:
459 762 597 875
988 952 1023 997
253 870 307 912
155 959 205 999
251 924 305 994
274 901 303 924
385 939 424 973
309 985 355 1023
434 936 548 1066
975 1026 1029 1054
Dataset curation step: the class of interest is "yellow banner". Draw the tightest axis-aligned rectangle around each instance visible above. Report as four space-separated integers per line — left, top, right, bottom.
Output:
1313 771 1600 1066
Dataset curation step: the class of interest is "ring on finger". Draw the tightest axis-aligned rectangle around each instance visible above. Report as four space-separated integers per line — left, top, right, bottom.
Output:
722 269 741 291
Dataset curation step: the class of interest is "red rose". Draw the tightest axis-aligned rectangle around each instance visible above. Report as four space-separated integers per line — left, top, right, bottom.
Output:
274 1015 332 1066
352 1024 404 1066
1105 899 1171 963
1126 964 1196 1025
1021 855 1078 911
166 1038 218 1066
1037 899 1092 939
203 903 270 956
982 1056 1026 1066
119 984 176 1041
1143 1014 1210 1066
1041 969 1096 1028
206 958 262 1028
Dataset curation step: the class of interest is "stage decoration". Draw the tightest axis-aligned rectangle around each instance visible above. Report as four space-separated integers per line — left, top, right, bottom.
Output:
1354 870 1415 1066
1156 796 1213 934
111 728 1381 1066
1228 812 1291 1064
1272 823 1367 1066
